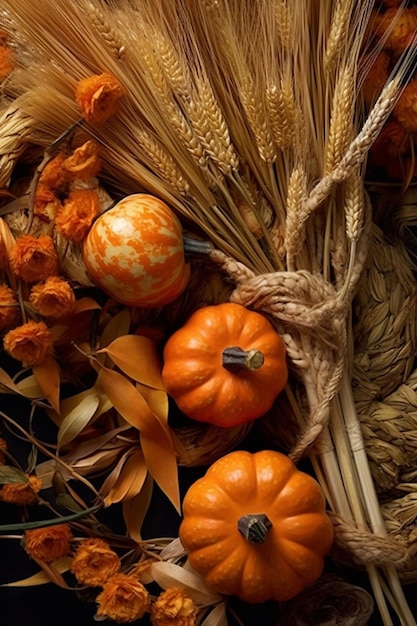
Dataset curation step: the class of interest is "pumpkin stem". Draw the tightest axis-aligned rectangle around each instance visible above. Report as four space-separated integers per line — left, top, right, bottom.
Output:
237 514 272 543
183 235 213 258
222 347 264 372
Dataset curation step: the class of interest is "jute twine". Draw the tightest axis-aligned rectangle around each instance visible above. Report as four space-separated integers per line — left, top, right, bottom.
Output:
210 249 352 461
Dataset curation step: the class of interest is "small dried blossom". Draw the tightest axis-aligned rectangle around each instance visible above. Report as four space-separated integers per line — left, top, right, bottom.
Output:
0 474 42 505
0 283 20 331
9 234 59 282
373 7 417 56
55 189 100 242
0 33 14 82
63 140 101 180
150 587 197 626
24 523 73 563
33 184 63 221
38 153 69 191
75 72 125 124
70 537 121 586
393 78 417 132
29 276 76 319
3 320 52 367
95 573 151 623
361 50 390 107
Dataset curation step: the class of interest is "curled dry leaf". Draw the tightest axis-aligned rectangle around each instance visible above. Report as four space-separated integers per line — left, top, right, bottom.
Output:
32 355 61 413
200 602 228 626
2 556 72 588
97 334 165 389
57 390 100 449
0 216 16 289
122 473 154 543
97 365 180 512
150 561 223 607
98 308 132 350
101 449 148 506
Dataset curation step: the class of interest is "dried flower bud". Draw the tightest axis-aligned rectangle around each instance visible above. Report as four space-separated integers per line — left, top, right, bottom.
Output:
63 140 101 180
3 320 52 367
24 523 73 563
75 72 125 124
33 184 63 221
38 153 69 191
0 474 42 505
10 234 59 282
95 573 151 623
70 537 121 586
0 283 20 331
393 78 417 132
374 7 417 56
0 33 14 82
150 587 197 626
29 276 76 319
55 189 100 242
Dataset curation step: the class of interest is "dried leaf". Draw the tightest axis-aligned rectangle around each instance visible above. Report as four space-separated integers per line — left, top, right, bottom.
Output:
151 561 223 606
100 308 132 348
201 603 228 626
97 366 180 512
33 355 61 413
14 374 43 398
0 367 24 394
57 392 100 449
0 466 28 483
0 216 16 289
73 296 101 314
159 537 187 561
30 555 72 589
102 449 147 506
122 473 154 543
97 334 165 389
48 385 112 427
2 557 72 587
136 382 168 423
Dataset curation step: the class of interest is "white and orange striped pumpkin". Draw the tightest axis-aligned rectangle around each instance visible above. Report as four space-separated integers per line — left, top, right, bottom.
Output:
82 193 190 307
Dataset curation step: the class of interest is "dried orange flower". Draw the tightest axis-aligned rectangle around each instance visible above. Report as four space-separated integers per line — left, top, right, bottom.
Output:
55 189 100 242
0 35 14 82
361 50 390 107
0 283 20 331
0 474 42 505
63 140 101 180
3 320 52 367
10 234 59 282
75 72 125 124
70 537 121 586
24 523 73 563
29 276 76 319
34 184 63 221
38 153 69 191
393 78 417 132
374 7 417 56
95 573 151 623
150 587 197 626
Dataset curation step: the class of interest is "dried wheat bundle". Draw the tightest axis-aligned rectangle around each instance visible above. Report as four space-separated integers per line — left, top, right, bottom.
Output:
1 1 417 624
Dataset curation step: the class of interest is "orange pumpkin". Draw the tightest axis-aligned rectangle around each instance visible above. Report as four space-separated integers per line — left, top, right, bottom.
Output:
179 449 334 604
161 302 288 427
82 193 190 307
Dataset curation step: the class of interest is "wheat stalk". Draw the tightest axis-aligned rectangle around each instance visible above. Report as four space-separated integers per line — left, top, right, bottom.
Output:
85 2 126 59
